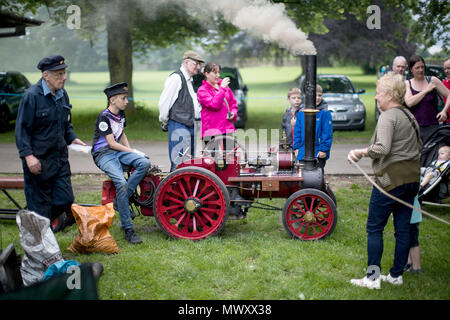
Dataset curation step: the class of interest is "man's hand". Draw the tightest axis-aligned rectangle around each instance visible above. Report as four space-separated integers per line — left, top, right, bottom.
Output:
25 155 41 175
71 138 87 146
161 122 168 132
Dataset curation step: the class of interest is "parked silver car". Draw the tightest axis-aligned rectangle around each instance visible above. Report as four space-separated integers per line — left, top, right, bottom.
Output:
297 74 366 131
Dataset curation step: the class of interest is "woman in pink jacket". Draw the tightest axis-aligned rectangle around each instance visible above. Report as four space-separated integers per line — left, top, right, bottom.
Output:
197 62 238 144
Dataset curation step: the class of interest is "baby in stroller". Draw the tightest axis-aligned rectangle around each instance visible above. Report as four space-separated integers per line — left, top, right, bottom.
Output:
420 145 450 194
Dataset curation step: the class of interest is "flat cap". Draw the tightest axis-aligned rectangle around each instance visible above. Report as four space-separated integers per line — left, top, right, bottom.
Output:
182 50 205 63
37 55 67 72
104 82 129 99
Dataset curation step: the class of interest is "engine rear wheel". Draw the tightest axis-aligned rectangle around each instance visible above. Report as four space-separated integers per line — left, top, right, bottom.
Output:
153 166 229 240
282 189 337 240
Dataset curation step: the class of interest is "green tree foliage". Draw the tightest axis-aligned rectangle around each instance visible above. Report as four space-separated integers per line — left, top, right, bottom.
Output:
308 1 417 73
409 0 449 55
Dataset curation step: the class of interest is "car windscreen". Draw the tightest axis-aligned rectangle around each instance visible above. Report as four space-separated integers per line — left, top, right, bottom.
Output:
318 77 355 94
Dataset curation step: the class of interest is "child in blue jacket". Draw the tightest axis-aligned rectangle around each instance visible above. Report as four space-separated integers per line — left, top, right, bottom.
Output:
293 85 333 170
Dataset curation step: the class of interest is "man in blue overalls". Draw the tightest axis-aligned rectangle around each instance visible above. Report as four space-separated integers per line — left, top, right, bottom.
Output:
15 55 86 223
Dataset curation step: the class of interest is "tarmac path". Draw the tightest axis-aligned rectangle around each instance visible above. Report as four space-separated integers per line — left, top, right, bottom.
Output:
0 141 373 175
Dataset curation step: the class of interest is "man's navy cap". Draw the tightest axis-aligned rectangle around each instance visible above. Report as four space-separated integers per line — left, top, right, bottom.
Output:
104 82 129 99
37 55 67 71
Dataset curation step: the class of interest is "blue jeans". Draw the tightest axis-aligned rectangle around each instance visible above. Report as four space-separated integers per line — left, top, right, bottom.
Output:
366 182 419 278
168 119 194 171
96 151 150 230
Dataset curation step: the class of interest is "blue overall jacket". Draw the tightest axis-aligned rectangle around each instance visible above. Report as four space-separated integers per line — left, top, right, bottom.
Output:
15 78 77 159
293 108 333 161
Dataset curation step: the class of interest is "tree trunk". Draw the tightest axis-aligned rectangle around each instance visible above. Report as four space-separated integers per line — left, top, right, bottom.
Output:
106 0 135 113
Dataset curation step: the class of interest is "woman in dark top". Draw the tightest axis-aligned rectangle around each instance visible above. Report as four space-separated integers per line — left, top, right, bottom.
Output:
404 55 450 143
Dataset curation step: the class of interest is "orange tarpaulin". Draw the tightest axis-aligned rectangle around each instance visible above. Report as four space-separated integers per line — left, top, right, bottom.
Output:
68 203 121 254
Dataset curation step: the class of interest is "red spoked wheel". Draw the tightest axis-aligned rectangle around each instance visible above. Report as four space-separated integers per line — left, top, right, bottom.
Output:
153 166 230 240
282 189 337 240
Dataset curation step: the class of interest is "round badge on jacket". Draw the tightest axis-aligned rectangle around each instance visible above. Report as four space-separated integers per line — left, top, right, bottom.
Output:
99 121 109 132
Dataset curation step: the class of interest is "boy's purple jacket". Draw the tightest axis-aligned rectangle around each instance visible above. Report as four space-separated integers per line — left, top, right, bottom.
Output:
197 79 238 138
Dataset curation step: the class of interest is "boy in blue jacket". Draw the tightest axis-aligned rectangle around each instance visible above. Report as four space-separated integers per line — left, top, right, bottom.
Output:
293 85 333 170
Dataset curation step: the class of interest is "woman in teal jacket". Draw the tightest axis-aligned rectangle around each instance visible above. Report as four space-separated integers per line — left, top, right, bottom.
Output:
293 106 333 170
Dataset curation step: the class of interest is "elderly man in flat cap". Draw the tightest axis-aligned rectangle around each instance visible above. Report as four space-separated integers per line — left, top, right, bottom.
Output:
158 50 204 171
91 82 150 244
15 55 86 226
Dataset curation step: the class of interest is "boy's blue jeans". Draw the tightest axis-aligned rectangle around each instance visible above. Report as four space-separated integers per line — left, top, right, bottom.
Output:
96 151 150 231
366 182 419 278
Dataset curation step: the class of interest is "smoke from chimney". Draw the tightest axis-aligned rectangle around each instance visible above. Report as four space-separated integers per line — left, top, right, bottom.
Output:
216 1 316 55
133 0 316 56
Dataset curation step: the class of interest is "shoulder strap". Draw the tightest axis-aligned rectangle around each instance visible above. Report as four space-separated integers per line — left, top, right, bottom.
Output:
394 106 420 142
223 96 230 112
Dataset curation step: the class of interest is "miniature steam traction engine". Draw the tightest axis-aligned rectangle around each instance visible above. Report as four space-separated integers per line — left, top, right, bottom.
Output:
101 56 338 241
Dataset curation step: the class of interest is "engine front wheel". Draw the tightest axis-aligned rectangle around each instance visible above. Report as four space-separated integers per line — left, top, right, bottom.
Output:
153 166 230 240
282 189 337 240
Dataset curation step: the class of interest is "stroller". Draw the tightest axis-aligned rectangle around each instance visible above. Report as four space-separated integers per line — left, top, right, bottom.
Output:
418 124 450 206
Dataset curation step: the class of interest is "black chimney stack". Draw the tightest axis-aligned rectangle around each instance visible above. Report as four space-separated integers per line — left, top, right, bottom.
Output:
303 55 318 170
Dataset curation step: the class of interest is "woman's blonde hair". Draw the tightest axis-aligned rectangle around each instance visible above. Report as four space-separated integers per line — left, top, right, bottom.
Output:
377 72 406 104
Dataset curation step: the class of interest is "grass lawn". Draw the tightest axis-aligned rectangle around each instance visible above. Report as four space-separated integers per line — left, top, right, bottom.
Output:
0 65 377 144
0 175 448 300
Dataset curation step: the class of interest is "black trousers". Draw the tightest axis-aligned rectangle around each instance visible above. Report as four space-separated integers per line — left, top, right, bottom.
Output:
22 153 74 221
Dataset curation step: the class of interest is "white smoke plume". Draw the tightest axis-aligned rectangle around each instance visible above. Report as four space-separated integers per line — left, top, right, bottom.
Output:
213 0 316 55
134 0 316 56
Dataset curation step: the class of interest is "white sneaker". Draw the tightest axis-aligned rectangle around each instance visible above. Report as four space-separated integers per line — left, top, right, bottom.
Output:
350 276 381 290
380 273 403 285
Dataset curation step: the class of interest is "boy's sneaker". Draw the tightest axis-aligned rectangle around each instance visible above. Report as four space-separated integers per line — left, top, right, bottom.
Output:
380 273 403 285
350 276 380 290
124 228 142 244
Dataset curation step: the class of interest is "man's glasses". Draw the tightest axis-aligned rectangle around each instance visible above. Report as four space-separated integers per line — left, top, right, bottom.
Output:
189 59 201 67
